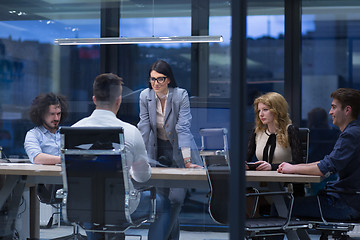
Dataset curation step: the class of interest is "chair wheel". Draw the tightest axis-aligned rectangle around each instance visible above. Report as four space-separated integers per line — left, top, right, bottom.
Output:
320 232 329 240
333 232 351 240
334 235 350 240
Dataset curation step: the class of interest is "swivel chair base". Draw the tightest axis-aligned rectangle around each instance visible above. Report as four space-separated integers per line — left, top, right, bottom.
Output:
52 225 87 240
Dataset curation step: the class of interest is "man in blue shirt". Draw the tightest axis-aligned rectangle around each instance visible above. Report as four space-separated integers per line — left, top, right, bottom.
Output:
24 93 68 164
278 88 360 220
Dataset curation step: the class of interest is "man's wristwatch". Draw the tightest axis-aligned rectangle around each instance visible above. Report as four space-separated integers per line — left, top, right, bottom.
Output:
184 158 191 165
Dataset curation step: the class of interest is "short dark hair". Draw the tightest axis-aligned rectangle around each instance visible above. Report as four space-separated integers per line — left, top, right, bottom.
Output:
148 60 178 89
331 88 360 119
93 73 123 107
307 107 329 129
29 93 68 126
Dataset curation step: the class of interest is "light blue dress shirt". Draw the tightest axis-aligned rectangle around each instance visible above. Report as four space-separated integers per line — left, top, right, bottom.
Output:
24 125 61 163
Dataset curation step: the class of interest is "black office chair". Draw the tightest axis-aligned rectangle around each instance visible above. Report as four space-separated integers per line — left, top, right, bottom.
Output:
298 128 310 164
202 154 310 238
37 184 63 229
199 127 230 165
199 128 230 225
245 127 312 239
0 175 26 239
293 128 359 239
203 156 229 225
37 183 87 240
293 128 310 197
37 166 79 239
307 188 360 240
245 190 310 240
59 127 156 240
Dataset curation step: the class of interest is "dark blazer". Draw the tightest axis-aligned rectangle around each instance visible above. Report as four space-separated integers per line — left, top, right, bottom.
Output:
247 124 303 170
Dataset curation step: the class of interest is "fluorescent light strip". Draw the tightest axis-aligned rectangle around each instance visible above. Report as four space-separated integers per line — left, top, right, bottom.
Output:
54 36 223 45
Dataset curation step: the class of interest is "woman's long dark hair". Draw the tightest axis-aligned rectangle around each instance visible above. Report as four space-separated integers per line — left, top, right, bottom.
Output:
148 60 178 89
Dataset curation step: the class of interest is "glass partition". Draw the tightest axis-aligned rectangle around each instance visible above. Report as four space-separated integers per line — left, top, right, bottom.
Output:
0 0 230 239
302 0 360 127
8 0 360 238
301 0 360 196
247 2 285 129
0 16 101 157
0 1 285 237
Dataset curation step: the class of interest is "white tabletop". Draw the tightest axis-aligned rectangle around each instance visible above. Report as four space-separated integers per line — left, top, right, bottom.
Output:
0 162 321 183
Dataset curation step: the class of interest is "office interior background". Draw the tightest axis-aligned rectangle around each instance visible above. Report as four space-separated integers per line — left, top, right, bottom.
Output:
0 0 360 238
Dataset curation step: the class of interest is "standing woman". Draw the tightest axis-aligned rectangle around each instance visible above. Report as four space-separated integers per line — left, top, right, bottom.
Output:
137 60 202 240
247 92 303 171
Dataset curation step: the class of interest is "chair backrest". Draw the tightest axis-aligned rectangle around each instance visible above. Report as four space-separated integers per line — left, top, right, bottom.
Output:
298 128 310 163
204 159 229 225
199 128 230 165
199 128 230 225
59 127 131 227
37 184 63 205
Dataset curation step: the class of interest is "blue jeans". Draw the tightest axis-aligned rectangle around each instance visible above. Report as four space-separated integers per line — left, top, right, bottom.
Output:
292 195 360 220
85 191 171 240
157 138 187 240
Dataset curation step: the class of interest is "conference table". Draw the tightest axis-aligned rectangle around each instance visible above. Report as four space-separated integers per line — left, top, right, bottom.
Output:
0 162 322 239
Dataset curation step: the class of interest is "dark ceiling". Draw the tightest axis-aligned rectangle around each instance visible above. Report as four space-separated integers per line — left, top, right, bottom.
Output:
0 0 230 21
1 0 359 22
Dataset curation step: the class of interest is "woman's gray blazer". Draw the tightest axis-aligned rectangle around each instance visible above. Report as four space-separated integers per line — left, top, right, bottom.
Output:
137 87 202 167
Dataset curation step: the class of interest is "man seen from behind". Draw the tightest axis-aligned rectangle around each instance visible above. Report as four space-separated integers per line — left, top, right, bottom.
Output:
72 73 170 240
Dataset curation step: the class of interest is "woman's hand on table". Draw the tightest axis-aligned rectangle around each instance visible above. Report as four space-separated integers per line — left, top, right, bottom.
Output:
254 161 271 171
185 162 203 168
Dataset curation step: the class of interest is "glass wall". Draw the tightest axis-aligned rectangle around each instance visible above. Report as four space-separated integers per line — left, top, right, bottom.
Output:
300 1 360 197
0 0 286 236
302 0 360 125
246 2 285 128
0 0 231 238
3 0 360 238
0 15 101 156
0 1 289 159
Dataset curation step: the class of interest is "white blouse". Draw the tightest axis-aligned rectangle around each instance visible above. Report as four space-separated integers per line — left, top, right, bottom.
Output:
155 92 191 160
255 129 292 164
155 92 168 141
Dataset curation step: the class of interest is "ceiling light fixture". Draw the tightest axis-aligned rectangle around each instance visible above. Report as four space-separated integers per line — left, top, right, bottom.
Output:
54 35 223 46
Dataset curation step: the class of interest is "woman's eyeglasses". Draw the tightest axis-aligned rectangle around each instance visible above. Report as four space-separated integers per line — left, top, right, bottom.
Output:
149 77 167 83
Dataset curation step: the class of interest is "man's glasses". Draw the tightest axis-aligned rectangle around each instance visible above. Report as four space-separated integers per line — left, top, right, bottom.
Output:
149 77 167 83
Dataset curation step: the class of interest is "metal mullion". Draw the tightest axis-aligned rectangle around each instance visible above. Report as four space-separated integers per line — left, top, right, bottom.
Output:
230 0 247 239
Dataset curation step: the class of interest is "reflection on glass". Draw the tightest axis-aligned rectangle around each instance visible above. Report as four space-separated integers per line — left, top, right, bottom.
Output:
0 18 101 157
302 0 360 127
247 9 285 125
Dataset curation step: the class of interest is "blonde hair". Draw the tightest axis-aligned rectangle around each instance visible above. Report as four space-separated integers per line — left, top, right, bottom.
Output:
253 92 292 148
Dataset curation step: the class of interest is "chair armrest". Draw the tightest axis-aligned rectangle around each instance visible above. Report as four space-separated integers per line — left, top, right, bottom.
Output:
56 188 65 199
150 187 156 200
246 189 295 230
246 191 292 198
137 186 156 200
316 188 360 224
321 188 360 195
136 186 156 222
37 184 63 204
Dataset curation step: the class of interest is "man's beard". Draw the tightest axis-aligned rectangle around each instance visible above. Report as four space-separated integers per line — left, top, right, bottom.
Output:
43 121 59 130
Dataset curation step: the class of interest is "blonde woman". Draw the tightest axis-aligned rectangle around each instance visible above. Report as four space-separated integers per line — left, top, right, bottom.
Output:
247 92 303 171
